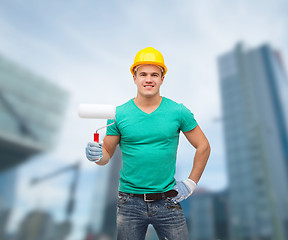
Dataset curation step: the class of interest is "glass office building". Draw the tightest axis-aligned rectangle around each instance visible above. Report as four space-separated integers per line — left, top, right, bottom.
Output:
16 210 54 240
0 168 17 239
188 189 229 240
0 54 68 171
0 54 68 239
217 43 288 240
0 168 17 210
87 147 122 239
190 190 215 240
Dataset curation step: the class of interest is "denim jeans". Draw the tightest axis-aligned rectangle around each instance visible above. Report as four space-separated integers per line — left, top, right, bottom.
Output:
117 192 189 240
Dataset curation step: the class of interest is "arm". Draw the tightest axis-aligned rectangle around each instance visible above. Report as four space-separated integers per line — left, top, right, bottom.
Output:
183 125 211 183
95 135 120 166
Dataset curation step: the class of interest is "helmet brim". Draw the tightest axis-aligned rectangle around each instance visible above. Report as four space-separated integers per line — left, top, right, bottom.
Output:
130 61 167 76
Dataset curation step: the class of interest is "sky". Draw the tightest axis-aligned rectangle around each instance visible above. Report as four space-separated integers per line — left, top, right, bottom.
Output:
0 0 288 239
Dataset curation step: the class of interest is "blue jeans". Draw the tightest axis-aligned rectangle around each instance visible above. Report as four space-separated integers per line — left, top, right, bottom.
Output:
117 192 189 240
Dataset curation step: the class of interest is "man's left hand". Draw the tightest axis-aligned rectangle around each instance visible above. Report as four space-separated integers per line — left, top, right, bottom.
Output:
170 179 197 203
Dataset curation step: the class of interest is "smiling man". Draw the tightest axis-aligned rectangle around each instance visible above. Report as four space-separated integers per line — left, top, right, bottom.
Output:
86 47 211 240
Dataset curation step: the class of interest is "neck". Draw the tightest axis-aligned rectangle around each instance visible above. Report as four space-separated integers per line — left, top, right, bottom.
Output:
134 94 162 107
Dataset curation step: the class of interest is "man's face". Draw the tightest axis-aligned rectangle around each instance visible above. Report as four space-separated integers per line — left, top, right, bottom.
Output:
133 64 164 98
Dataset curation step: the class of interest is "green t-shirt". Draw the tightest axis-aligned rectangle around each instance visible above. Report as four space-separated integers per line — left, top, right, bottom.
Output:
106 97 198 194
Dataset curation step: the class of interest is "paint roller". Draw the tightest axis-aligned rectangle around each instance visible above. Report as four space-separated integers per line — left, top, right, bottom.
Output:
78 104 116 143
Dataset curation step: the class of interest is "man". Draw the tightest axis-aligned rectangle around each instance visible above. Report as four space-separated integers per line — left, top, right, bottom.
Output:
86 47 210 239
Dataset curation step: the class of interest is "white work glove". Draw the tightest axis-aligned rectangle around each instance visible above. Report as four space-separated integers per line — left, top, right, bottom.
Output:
170 179 197 203
85 142 103 162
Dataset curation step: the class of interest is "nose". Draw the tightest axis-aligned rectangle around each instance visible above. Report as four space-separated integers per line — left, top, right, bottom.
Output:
145 76 153 82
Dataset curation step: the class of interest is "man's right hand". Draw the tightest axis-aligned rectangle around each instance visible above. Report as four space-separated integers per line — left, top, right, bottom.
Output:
86 142 103 162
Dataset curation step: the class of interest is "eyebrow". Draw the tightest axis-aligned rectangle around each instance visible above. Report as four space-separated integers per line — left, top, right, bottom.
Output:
139 72 160 75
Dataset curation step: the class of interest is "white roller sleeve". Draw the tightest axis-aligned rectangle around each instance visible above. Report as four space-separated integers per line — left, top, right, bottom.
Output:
78 104 116 119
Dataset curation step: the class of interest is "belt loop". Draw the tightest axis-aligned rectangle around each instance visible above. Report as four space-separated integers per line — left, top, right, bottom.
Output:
161 193 166 199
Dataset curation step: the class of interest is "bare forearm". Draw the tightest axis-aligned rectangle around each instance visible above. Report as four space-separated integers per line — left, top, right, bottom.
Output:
188 144 211 183
95 147 111 166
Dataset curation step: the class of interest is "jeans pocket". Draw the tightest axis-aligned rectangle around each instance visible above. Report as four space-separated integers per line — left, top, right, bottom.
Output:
117 192 130 206
166 199 182 210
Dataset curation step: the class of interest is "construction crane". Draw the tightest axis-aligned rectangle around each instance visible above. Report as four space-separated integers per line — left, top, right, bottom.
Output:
30 161 81 240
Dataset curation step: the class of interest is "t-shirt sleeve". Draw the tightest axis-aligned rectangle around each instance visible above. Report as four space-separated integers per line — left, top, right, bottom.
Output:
180 104 198 132
106 118 120 136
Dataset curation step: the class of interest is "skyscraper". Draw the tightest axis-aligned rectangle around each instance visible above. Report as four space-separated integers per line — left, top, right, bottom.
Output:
0 168 17 239
187 188 229 240
16 210 54 240
217 43 288 240
86 146 122 239
0 54 68 171
0 53 68 239
190 189 215 240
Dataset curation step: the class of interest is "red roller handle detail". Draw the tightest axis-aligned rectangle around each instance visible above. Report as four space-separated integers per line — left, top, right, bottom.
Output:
94 133 99 143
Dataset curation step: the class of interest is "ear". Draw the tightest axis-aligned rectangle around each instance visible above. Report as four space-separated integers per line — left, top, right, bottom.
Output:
160 76 164 85
133 75 136 84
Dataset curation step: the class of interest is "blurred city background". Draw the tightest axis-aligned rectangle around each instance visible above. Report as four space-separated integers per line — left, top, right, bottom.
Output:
0 1 288 240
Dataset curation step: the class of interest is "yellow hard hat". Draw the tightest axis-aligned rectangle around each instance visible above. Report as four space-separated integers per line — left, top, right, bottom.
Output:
130 47 167 75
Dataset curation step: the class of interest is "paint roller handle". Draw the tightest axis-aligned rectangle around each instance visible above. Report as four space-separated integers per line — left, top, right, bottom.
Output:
94 133 99 143
94 119 115 143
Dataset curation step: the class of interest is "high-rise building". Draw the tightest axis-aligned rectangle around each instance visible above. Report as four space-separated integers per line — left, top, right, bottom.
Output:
86 146 122 240
187 188 229 240
0 54 68 239
0 54 68 171
217 43 288 240
16 210 54 240
190 189 215 240
101 146 122 238
213 190 229 240
0 168 17 239
0 168 17 210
